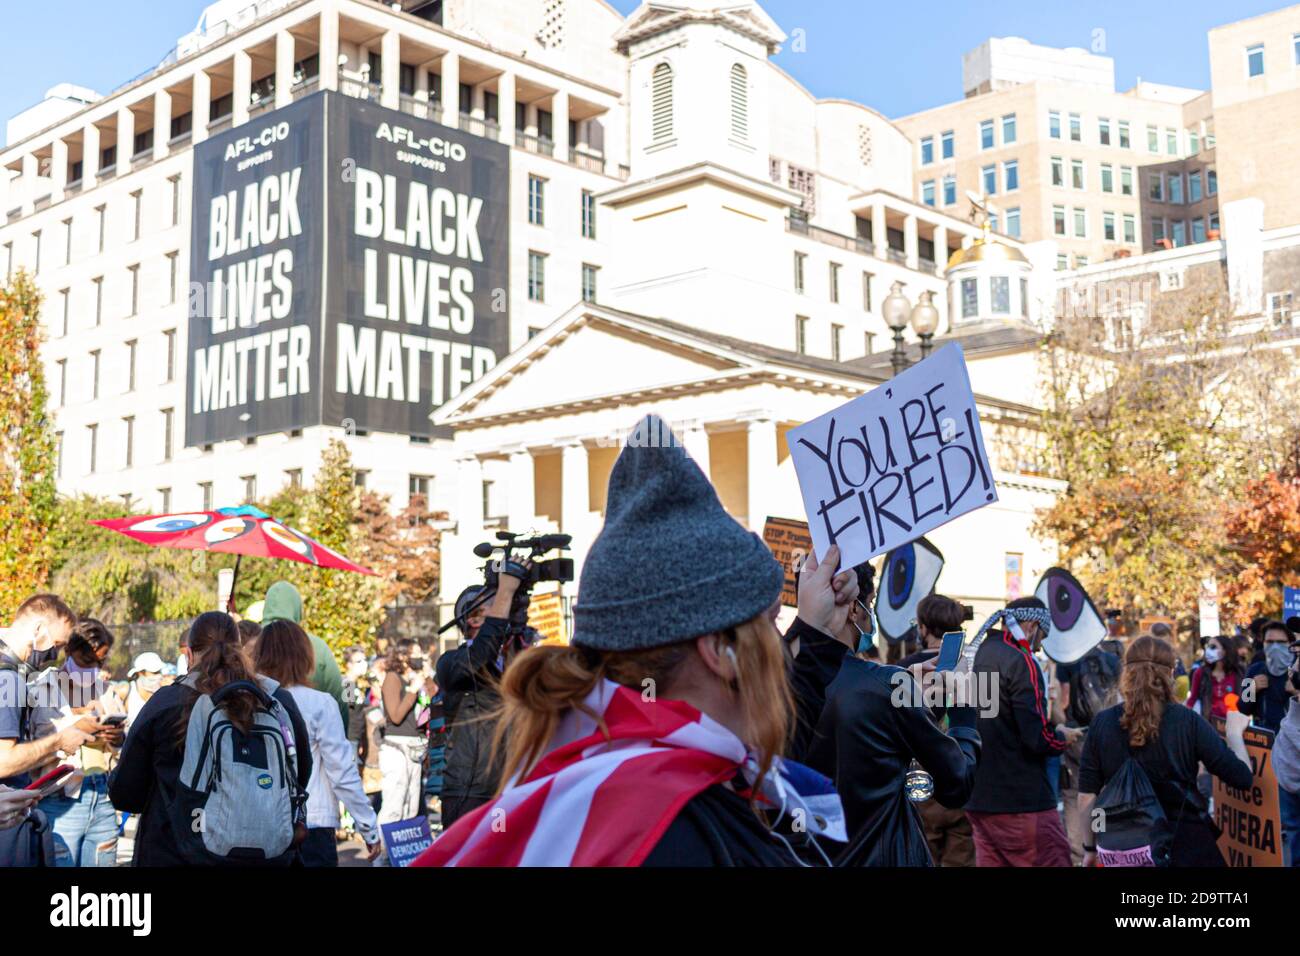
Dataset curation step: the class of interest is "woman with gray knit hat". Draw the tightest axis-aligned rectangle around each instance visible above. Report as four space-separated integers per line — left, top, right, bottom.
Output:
415 414 859 867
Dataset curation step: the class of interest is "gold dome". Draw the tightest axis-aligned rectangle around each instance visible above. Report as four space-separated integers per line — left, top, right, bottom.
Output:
946 236 1030 269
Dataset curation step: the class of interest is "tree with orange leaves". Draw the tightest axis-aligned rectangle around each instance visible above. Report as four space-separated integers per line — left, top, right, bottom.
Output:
1221 473 1300 622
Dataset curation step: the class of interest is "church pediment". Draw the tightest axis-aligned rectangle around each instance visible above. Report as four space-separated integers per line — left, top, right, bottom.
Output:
615 2 786 54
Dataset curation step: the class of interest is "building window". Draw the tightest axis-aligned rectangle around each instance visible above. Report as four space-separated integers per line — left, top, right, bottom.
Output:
170 175 181 227
1053 205 1066 236
167 252 178 303
1208 169 1218 195
787 165 817 216
1103 211 1116 241
162 408 174 461
32 230 41 275
1153 218 1166 243
90 349 101 399
990 276 1010 314
1147 125 1159 153
1075 255 1089 268
200 482 213 510
961 278 978 319
58 289 69 337
1004 159 1018 192
795 315 808 354
864 331 876 354
940 130 954 159
1051 156 1064 187
651 62 674 142
55 359 66 407
831 323 843 362
1121 166 1134 196
794 252 806 293
86 424 98 474
527 251 546 302
1056 254 1069 271
123 416 135 468
95 204 106 253
920 136 934 165
1005 207 1021 239
1295 32 1300 66
729 63 748 140
1123 213 1136 243
1002 113 1016 144
1020 278 1029 318
1247 43 1265 78
1101 164 1114 193
128 264 140 315
352 469 368 489
63 218 72 266
982 164 997 195
93 277 103 326
1048 110 1061 139
921 180 935 207
980 119 994 150
242 475 257 502
1192 217 1206 243
1073 208 1087 238
1069 113 1081 142
159 487 171 512
1269 292 1294 325
581 263 598 303
1071 159 1084 190
1210 211 1220 233
1098 117 1111 145
1149 173 1164 202
164 329 176 382
1189 170 1203 203
528 175 545 226
1189 129 1200 154
1166 128 1178 155
862 272 873 311
1118 120 1131 149
1172 220 1187 246
942 175 956 206
581 190 596 238
131 190 142 241
828 262 840 303
1168 173 1184 205
126 339 137 392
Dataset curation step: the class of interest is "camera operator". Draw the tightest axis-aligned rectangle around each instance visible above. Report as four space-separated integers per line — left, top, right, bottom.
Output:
436 563 537 828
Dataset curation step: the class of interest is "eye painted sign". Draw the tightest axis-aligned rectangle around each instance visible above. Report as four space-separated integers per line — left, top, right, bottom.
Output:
1034 567 1106 664
876 537 945 644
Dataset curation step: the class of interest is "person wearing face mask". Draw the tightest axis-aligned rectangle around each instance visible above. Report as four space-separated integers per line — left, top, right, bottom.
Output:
1239 620 1295 733
1272 634 1300 866
1078 636 1253 867
416 415 850 867
0 594 97 867
1187 635 1243 720
963 597 1081 867
125 653 167 729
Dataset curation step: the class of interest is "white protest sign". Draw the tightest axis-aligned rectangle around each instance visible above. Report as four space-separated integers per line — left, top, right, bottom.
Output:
786 343 997 569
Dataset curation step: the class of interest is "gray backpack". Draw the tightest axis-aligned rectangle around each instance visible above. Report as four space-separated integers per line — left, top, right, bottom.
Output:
171 675 307 865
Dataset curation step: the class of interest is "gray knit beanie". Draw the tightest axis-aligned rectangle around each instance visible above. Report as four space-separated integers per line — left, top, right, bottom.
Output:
572 415 784 651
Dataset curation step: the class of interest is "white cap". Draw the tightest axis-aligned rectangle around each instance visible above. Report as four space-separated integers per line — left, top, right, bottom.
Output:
129 652 166 677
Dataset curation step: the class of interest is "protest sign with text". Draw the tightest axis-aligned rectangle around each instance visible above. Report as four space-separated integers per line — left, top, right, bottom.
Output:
786 343 997 569
762 517 813 607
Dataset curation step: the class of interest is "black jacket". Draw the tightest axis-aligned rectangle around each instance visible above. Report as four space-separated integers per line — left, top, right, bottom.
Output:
436 616 511 805
1238 660 1292 732
786 617 849 764
966 631 1066 814
108 682 312 866
807 658 980 866
641 780 828 866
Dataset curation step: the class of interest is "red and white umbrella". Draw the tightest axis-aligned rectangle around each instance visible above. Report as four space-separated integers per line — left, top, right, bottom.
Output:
92 505 376 609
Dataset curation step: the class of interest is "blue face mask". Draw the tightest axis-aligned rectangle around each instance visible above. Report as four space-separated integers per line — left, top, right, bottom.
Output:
855 601 876 655
1265 643 1295 678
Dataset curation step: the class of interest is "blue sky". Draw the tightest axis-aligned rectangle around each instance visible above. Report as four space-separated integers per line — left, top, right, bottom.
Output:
2 0 1290 131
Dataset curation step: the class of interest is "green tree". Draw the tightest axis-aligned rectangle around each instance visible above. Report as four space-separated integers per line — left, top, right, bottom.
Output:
0 272 58 614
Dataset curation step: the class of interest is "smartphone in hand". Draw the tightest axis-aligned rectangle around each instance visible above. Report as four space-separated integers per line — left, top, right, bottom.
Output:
934 630 967 672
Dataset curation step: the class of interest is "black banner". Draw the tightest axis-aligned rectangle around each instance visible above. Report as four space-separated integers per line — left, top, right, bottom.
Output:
185 92 510 446
186 96 324 445
322 94 509 438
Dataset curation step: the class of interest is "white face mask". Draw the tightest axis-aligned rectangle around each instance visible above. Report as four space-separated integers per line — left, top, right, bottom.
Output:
1204 645 1223 664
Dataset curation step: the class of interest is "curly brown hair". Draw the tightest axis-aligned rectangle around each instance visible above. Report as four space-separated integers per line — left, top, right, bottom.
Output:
1119 635 1176 747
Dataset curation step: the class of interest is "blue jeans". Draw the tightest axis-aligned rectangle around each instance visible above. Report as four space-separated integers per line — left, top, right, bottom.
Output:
1280 786 1300 868
41 774 119 867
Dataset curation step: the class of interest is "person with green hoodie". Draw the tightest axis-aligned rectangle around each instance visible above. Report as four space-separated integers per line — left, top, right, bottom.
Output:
263 581 348 730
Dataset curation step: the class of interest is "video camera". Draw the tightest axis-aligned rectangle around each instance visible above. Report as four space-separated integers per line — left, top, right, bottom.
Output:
440 531 575 636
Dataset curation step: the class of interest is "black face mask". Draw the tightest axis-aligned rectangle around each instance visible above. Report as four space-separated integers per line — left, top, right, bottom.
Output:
26 644 61 671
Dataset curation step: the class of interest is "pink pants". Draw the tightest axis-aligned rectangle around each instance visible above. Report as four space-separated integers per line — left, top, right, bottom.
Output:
967 808 1072 867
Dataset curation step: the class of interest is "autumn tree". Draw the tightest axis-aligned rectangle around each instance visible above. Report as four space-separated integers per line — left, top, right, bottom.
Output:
1035 272 1273 617
1220 473 1300 622
0 272 58 614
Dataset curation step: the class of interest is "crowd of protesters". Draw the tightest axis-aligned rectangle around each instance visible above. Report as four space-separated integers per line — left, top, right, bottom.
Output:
2 414 1298 868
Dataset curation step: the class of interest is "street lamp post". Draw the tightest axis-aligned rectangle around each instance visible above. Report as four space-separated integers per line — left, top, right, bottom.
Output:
882 281 912 377
910 290 940 360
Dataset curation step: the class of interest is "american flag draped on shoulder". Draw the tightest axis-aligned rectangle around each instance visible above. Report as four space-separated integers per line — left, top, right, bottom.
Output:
414 680 845 867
